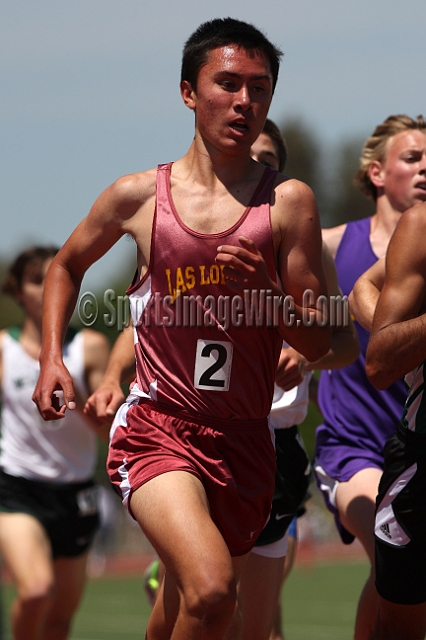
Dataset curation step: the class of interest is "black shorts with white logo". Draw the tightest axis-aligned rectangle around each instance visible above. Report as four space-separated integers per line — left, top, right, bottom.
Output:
255 426 311 547
375 424 426 605
0 469 100 558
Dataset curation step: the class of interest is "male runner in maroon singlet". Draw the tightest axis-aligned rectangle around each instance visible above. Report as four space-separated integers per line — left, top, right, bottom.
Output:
33 18 331 640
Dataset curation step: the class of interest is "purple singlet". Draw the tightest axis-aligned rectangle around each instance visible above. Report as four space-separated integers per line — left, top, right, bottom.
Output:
315 217 406 482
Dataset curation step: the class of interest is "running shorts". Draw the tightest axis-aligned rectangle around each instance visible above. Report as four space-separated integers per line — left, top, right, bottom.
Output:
0 469 99 558
254 426 310 547
375 424 426 605
107 398 276 556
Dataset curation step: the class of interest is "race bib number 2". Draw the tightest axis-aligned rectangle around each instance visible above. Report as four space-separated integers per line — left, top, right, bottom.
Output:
194 339 233 391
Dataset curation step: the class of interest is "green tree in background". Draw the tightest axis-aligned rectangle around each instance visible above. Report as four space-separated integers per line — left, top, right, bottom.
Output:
280 117 322 194
327 137 375 226
280 118 375 229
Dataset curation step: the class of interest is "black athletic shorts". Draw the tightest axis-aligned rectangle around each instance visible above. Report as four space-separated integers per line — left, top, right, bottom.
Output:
0 469 100 558
255 426 311 547
375 424 426 605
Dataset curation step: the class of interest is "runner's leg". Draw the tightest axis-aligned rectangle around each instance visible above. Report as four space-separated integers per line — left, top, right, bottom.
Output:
130 470 239 640
0 512 54 640
42 553 89 640
335 467 382 640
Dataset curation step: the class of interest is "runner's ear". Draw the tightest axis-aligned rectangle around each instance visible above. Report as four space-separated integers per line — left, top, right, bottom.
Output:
180 80 196 111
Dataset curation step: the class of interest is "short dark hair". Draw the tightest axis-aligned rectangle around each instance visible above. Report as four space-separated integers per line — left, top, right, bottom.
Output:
262 119 287 172
2 245 59 298
181 18 283 93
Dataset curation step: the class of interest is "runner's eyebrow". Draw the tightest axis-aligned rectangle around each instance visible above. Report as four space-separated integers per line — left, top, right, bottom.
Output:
214 71 271 82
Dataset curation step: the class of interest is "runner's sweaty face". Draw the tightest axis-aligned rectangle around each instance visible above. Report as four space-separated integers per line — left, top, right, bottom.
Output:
182 45 273 156
375 129 426 212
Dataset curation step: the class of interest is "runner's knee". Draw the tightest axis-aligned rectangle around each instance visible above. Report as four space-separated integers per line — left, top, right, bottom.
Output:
17 575 54 612
183 570 237 622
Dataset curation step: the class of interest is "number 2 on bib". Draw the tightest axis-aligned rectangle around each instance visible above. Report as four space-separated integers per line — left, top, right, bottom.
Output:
194 339 233 391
